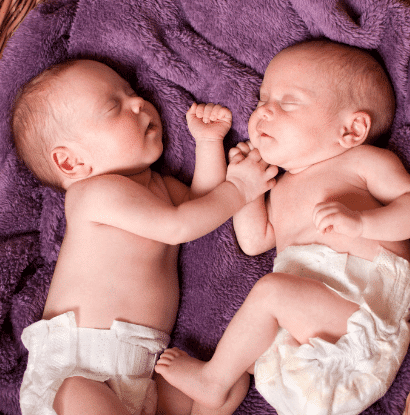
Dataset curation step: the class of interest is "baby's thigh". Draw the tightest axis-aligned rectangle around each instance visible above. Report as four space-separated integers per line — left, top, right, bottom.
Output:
53 376 131 415
264 272 360 345
155 373 194 415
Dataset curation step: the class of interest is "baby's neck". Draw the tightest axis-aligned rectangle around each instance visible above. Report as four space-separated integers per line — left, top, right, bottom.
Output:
128 167 153 188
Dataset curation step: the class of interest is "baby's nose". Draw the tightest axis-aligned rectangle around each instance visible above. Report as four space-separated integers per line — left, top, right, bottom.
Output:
257 103 274 119
130 96 145 113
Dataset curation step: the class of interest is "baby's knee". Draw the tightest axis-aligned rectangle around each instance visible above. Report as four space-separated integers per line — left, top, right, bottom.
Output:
252 272 285 298
54 377 86 413
53 377 117 414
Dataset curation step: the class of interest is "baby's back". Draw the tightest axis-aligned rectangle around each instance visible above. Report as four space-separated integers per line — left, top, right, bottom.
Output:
270 147 410 262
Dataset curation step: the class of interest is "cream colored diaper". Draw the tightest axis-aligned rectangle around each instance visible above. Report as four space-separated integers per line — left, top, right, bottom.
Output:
254 244 410 415
20 311 170 415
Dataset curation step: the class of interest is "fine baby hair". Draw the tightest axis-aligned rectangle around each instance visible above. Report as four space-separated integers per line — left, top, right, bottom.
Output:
12 60 80 189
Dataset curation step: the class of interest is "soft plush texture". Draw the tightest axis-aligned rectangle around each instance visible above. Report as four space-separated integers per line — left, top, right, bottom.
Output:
1 1 410 414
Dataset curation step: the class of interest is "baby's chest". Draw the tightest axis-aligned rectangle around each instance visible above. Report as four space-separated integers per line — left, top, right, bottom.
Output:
269 170 370 225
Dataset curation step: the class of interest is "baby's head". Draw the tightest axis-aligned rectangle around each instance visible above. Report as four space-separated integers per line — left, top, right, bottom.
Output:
249 40 395 172
12 60 163 190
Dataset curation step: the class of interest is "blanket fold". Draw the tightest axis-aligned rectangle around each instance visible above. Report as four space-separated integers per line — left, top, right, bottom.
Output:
1 0 410 413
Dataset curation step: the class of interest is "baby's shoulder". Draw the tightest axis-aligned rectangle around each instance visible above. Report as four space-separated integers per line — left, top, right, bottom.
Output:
64 174 137 221
66 174 131 200
341 145 403 170
347 144 398 159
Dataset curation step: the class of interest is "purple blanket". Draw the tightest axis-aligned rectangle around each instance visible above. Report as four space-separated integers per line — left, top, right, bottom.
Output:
1 0 410 413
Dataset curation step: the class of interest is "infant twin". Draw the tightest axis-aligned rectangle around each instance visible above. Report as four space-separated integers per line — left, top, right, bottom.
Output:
14 39 410 415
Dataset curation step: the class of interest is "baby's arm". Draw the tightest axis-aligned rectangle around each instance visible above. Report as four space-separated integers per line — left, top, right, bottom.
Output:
231 142 277 256
66 153 276 246
314 146 410 241
187 103 232 198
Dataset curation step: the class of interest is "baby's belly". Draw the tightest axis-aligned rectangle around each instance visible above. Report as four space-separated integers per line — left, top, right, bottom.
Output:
278 228 410 262
43 257 180 334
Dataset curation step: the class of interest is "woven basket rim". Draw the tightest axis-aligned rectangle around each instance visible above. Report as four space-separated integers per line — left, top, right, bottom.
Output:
0 0 44 58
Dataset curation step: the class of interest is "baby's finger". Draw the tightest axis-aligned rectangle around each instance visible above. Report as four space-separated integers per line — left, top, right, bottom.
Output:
265 165 279 178
312 202 336 219
258 157 270 170
194 103 207 120
313 206 340 232
266 177 277 191
214 105 232 124
202 103 217 123
229 147 242 161
209 104 223 121
186 102 198 120
315 215 335 234
236 141 252 155
246 140 255 151
229 151 245 165
247 148 263 161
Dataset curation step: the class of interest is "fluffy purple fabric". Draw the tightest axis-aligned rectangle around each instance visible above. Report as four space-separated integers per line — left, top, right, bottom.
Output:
1 0 410 413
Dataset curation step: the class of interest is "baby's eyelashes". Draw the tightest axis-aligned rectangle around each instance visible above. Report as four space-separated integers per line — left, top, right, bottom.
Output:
104 100 120 115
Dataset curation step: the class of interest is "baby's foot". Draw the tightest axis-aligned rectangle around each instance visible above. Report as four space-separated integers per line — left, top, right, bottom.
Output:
155 348 227 409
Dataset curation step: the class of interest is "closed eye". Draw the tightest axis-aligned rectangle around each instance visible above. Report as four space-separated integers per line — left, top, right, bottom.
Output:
280 101 298 110
107 100 120 113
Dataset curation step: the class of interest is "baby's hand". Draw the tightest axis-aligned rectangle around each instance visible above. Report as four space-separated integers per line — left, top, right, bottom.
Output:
186 102 232 142
227 148 278 204
313 201 363 238
228 141 255 162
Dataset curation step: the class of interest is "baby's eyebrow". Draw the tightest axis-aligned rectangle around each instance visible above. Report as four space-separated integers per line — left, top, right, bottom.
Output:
283 84 316 99
296 86 315 97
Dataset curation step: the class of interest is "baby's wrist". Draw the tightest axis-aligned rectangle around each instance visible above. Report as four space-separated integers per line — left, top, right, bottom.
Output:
194 135 224 143
225 178 247 206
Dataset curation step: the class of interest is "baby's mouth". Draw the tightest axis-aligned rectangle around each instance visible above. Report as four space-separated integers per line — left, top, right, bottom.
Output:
256 124 271 139
259 130 273 139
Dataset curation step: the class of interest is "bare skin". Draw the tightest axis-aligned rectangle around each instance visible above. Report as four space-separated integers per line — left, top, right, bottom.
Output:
20 60 277 414
155 42 410 410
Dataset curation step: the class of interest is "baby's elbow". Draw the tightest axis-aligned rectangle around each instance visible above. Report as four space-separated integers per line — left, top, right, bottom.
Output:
238 240 264 257
241 248 259 257
237 233 276 256
165 222 193 245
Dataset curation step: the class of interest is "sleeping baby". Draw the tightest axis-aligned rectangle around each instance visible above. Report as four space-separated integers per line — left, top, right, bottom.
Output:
156 39 410 415
12 59 276 415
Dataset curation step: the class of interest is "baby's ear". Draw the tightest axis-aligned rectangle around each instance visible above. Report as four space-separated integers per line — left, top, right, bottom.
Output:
339 111 371 148
51 146 92 179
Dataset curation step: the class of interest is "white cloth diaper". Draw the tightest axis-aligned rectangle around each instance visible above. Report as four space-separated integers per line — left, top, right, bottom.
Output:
20 311 170 415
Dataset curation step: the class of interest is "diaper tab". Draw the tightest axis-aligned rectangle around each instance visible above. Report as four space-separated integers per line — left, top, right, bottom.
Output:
71 318 170 379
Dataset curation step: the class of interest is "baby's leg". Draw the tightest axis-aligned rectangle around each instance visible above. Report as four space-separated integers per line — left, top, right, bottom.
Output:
156 371 249 415
190 372 250 415
155 272 359 409
53 376 131 415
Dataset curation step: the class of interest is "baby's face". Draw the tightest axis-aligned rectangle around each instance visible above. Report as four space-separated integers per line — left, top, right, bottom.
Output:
248 48 345 173
54 60 163 176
